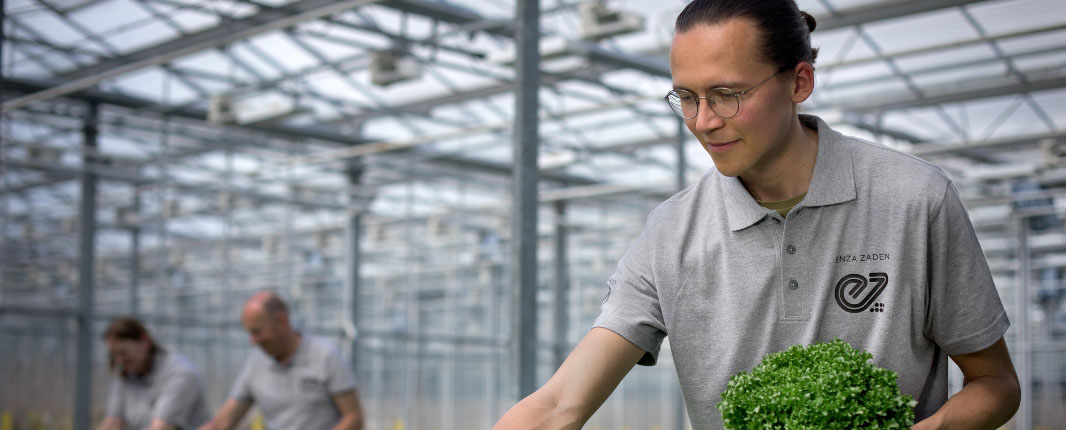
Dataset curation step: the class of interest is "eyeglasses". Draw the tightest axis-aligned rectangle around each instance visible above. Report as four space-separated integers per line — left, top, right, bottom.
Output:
665 70 784 120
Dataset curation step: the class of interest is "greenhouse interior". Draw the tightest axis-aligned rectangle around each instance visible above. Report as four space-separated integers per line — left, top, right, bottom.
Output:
2 0 1066 429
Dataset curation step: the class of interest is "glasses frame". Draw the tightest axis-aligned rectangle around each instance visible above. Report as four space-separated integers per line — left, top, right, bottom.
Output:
665 69 786 120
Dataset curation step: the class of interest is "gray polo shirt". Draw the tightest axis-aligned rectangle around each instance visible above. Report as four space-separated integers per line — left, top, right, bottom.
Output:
594 114 1009 430
104 349 211 430
230 336 355 430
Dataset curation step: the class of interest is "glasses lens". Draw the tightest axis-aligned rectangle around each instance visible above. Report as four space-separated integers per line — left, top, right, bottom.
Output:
709 92 740 118
667 90 697 119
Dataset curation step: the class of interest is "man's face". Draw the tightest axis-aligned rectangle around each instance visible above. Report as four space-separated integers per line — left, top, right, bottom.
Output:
669 18 797 179
242 308 284 357
106 337 150 377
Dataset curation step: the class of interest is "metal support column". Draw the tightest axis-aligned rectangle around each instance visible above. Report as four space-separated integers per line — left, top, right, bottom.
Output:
129 191 140 316
552 201 569 370
344 165 364 383
677 117 687 192
74 101 99 430
513 0 541 400
1016 218 1032 430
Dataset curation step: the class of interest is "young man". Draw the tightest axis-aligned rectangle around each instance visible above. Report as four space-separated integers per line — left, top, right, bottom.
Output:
99 317 211 430
494 1 1020 429
199 291 364 430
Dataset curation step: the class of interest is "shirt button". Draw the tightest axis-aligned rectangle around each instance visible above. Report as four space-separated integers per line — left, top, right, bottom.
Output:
786 244 796 254
789 279 799 290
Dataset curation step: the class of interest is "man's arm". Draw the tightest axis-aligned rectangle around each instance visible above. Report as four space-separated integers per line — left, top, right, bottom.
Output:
198 400 251 430
331 389 365 430
913 337 1020 430
493 327 646 430
97 417 124 430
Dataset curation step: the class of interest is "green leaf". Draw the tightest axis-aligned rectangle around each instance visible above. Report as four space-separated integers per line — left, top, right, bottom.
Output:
717 339 915 429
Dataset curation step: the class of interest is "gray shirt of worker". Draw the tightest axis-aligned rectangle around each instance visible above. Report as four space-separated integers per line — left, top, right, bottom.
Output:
593 115 1009 430
230 335 356 430
105 349 211 430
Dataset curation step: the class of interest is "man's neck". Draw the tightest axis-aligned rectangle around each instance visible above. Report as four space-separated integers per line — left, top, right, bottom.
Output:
740 116 819 202
274 332 302 365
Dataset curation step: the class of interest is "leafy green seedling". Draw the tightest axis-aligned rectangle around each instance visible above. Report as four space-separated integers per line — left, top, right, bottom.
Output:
718 339 917 429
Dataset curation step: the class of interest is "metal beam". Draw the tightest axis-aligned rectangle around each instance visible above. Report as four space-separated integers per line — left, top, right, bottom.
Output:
816 0 995 31
380 0 513 37
1 77 599 187
344 165 365 389
513 0 540 400
2 0 380 113
838 74 1066 113
73 101 99 430
129 191 141 316
908 130 1066 157
1016 217 1032 430
552 201 569 371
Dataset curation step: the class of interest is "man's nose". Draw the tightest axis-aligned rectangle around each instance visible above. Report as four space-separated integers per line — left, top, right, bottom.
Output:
691 102 725 132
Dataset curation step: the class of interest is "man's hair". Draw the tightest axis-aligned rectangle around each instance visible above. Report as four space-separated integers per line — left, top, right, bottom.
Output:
103 317 162 367
261 293 290 318
676 0 819 71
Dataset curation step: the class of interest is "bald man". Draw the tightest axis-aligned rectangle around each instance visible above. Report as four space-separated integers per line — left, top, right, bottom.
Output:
200 292 364 430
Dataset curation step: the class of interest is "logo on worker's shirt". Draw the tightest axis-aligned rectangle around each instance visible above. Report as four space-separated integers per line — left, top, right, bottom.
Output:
301 377 324 393
604 278 616 304
834 272 888 313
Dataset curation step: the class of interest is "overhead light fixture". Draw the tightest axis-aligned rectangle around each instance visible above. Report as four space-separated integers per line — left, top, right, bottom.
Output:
579 0 645 41
370 51 422 87
208 94 237 125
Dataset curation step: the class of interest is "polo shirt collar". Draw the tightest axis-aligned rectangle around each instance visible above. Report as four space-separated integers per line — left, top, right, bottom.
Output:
271 333 307 369
723 114 856 232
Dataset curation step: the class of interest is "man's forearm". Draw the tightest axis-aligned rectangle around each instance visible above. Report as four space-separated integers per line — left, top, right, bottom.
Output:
914 374 1020 430
332 415 362 430
493 389 587 430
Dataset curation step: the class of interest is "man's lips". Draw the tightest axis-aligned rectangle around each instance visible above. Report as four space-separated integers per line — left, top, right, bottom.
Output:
705 139 739 152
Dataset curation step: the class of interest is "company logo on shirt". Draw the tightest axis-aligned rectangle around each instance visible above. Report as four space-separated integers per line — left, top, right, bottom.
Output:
604 278 616 304
301 377 324 393
834 272 888 313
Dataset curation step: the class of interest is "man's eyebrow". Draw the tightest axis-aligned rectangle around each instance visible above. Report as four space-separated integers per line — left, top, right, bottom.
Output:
672 81 748 92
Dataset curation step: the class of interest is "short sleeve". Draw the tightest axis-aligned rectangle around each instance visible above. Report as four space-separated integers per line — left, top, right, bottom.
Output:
105 376 123 418
228 356 256 403
592 211 668 366
926 181 1010 355
324 346 356 395
152 371 202 426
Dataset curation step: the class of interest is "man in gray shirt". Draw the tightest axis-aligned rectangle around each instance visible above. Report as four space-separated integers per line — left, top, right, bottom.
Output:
200 291 364 430
494 1 1020 429
99 317 211 430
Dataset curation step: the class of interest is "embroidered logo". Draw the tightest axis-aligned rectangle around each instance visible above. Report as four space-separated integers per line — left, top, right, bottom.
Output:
834 272 888 313
301 377 324 393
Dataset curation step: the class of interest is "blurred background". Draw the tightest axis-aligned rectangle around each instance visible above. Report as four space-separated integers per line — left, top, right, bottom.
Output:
1 0 1065 429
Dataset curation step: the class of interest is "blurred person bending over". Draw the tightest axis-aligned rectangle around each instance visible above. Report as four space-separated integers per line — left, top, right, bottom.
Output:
199 291 364 430
98 317 211 430
493 1 1020 429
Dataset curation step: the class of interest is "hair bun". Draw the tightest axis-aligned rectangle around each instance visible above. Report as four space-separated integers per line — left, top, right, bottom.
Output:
800 11 817 32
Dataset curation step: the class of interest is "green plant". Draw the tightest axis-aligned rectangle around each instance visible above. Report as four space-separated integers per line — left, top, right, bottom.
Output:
717 339 917 429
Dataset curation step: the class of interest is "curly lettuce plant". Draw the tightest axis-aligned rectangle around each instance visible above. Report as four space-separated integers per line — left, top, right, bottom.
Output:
717 339 917 429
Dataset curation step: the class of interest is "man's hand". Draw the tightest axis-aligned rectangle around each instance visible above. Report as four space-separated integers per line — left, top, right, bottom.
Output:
913 338 1020 430
198 400 251 430
96 417 124 430
148 419 176 430
493 327 646 430
331 389 365 430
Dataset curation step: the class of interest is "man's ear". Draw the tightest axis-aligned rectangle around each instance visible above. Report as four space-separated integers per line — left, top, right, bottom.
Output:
790 61 815 104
